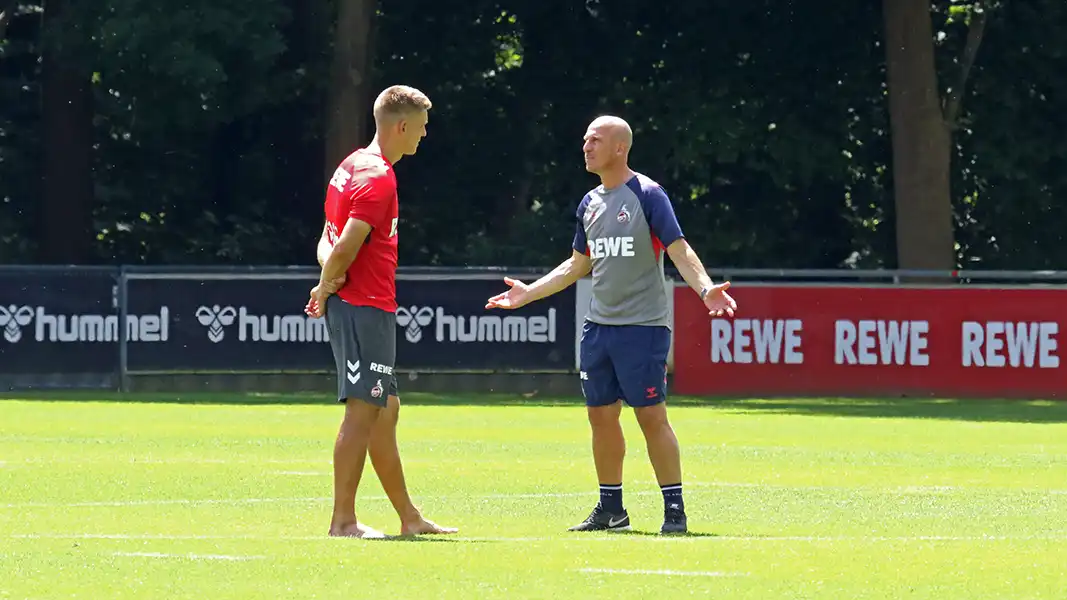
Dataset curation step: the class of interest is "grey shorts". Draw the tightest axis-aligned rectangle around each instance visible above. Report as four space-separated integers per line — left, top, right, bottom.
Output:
325 295 398 407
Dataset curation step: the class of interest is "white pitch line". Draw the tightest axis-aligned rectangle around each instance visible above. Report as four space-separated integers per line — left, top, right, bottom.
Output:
9 533 1067 543
14 534 323 541
0 496 336 509
578 568 749 578
693 482 1067 495
467 531 1067 542
5 483 1067 510
112 551 264 561
0 491 593 509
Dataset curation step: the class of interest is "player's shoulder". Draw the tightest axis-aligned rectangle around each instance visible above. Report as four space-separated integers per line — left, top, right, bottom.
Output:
626 172 669 201
345 149 395 185
577 188 598 210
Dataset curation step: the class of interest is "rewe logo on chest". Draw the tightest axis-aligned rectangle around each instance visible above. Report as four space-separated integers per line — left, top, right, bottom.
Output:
589 236 636 258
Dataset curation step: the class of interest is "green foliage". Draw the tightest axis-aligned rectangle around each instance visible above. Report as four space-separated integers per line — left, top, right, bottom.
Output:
0 2 41 262
2 0 1066 269
951 0 1067 268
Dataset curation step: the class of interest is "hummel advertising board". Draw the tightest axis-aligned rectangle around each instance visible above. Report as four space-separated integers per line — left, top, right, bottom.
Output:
124 276 576 373
0 268 120 376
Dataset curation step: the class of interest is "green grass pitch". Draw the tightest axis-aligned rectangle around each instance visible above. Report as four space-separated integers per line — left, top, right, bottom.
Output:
2 392 1067 599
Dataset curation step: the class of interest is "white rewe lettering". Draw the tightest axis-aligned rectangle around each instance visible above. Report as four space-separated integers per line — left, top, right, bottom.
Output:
435 308 557 343
961 321 1059 368
237 308 329 343
589 236 635 259
711 319 803 364
30 307 170 343
369 362 393 375
328 168 350 193
834 320 929 366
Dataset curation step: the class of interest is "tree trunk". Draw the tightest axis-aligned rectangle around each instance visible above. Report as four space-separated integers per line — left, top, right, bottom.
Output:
882 0 955 272
40 0 95 264
324 0 377 176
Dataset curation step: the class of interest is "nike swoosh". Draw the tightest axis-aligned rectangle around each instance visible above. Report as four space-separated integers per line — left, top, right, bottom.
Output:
608 516 627 527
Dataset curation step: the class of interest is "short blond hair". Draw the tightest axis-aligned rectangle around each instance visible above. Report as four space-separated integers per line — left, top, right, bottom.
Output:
373 85 432 122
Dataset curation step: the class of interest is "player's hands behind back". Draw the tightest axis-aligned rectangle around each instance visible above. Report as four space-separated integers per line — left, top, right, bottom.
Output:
704 281 737 318
485 277 530 310
321 275 346 295
304 276 346 319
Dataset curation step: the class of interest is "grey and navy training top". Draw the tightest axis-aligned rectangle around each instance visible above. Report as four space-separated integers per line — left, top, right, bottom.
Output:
572 173 684 328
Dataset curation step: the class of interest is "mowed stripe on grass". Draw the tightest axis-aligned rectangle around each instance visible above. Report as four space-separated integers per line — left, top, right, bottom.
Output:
2 394 1067 599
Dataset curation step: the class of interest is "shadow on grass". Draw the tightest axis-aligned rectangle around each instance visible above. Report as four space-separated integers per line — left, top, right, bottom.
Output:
369 536 473 544
707 397 1067 424
0 390 585 408
2 391 1067 424
607 530 721 539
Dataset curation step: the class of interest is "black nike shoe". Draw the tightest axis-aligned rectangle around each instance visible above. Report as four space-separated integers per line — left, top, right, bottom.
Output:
660 505 688 534
568 503 632 532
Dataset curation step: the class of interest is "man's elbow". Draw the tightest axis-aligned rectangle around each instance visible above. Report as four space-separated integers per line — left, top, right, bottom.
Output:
570 252 592 278
330 240 361 265
666 238 690 260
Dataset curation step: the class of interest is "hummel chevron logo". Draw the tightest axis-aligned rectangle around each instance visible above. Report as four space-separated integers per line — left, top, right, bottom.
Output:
608 516 627 527
347 360 360 384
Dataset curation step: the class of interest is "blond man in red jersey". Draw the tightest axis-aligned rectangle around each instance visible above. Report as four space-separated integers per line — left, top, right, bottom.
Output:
306 85 457 539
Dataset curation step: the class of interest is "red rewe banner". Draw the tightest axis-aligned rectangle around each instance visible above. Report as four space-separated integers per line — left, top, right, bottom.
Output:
671 285 1067 399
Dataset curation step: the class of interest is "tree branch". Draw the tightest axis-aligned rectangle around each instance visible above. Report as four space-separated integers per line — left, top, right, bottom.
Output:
943 3 990 130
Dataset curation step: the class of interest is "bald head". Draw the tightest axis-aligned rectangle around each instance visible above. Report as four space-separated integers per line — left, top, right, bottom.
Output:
583 115 633 176
589 116 633 151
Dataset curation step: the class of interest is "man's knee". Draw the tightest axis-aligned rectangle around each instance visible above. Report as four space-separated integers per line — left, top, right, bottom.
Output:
381 395 400 424
587 401 622 427
633 403 670 432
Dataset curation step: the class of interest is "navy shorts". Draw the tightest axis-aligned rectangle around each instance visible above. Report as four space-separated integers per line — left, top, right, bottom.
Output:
579 321 671 408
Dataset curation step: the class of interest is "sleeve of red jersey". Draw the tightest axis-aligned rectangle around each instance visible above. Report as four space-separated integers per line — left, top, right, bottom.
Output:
346 166 395 228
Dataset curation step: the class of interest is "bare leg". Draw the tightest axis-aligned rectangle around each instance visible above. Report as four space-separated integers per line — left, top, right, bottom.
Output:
588 401 625 485
329 399 386 538
633 403 682 485
369 395 458 536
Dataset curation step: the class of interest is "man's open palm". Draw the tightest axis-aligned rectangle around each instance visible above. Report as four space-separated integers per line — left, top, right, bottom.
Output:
485 277 530 310
704 281 737 318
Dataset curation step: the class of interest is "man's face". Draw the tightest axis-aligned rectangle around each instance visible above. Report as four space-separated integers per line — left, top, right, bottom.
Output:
398 110 429 156
582 125 618 173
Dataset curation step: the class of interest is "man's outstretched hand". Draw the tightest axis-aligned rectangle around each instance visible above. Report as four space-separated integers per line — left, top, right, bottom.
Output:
485 277 531 310
704 281 737 318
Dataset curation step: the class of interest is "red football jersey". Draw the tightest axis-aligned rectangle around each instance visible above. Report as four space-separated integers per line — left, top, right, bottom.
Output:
324 148 400 313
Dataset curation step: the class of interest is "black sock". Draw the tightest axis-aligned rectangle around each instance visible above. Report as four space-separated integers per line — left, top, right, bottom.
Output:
599 484 623 513
661 483 684 512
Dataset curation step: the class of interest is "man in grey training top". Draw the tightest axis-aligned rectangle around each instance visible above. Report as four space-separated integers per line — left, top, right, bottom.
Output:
485 115 737 534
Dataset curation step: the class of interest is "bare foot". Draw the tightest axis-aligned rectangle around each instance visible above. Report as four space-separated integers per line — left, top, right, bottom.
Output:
329 521 388 539
400 517 459 536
